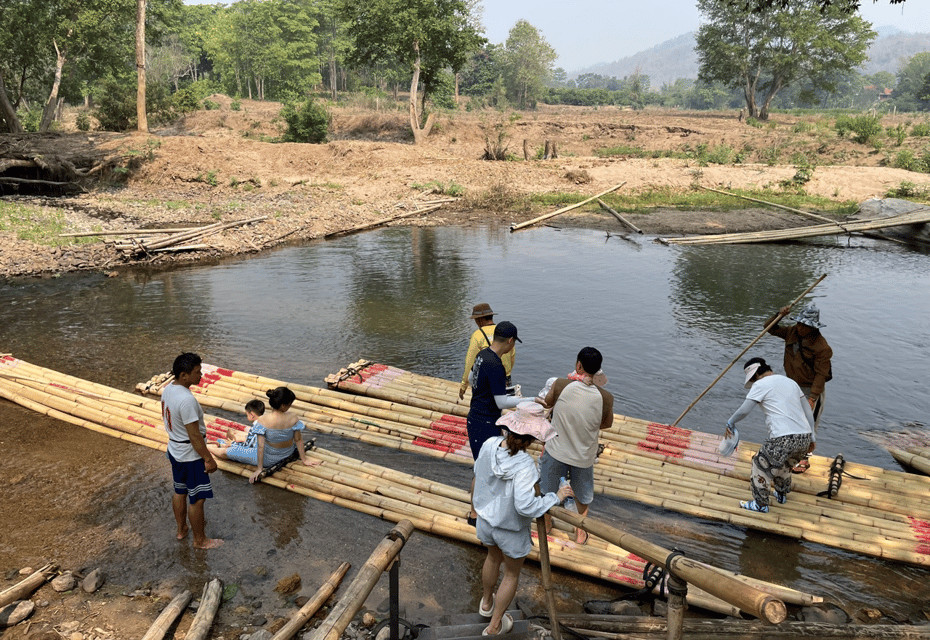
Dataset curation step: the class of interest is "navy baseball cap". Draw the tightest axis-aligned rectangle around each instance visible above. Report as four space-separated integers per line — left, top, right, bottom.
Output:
494 321 522 343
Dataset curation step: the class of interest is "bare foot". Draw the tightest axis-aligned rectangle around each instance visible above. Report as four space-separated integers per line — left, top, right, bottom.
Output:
193 537 224 549
176 526 189 540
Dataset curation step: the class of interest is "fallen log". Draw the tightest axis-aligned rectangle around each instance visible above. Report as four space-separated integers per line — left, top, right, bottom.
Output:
185 579 223 640
510 182 626 232
140 590 192 640
270 562 351 640
0 564 56 609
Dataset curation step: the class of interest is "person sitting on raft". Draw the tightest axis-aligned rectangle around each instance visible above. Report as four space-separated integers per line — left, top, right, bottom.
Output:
248 387 314 483
208 399 266 466
473 401 573 636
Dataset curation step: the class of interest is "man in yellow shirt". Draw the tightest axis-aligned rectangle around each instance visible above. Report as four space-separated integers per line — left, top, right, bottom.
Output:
459 303 515 400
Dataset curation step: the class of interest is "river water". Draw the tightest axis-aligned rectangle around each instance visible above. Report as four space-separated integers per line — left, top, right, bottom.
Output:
1 223 929 624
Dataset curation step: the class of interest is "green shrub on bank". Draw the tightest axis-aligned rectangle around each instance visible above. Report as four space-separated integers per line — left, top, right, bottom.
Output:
279 100 331 143
835 114 882 144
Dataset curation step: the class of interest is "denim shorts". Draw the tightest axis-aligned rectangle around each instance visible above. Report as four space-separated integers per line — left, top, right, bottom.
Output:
476 517 532 559
538 451 595 505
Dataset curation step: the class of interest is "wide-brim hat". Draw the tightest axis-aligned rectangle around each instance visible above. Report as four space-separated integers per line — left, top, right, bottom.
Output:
792 303 825 328
469 303 495 319
718 427 739 457
496 401 556 441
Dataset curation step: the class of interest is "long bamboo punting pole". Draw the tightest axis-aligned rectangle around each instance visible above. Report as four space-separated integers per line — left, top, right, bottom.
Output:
510 182 627 232
140 590 192 640
549 508 787 624
271 563 351 640
308 521 415 640
671 274 827 427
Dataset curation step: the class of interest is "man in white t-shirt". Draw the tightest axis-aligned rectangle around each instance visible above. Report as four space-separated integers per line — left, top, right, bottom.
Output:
161 352 223 549
539 347 614 544
725 356 814 514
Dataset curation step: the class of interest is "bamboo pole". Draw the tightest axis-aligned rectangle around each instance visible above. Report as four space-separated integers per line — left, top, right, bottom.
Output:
558 615 930 638
140 590 193 640
536 517 562 640
596 198 642 234
323 205 442 239
185 579 223 640
698 185 842 226
270 563 351 640
308 521 415 640
0 564 56 608
549 507 787 624
671 274 826 426
510 182 626 232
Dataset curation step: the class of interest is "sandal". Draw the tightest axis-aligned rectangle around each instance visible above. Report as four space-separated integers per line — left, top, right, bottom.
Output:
791 458 810 474
482 613 513 636
479 594 494 618
739 500 769 513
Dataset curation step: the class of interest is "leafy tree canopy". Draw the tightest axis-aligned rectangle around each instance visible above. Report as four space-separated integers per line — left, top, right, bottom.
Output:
696 0 875 119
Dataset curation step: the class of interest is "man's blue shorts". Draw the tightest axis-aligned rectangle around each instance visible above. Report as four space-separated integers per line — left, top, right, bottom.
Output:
167 452 214 504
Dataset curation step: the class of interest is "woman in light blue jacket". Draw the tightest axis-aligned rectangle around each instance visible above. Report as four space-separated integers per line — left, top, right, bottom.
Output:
473 402 573 636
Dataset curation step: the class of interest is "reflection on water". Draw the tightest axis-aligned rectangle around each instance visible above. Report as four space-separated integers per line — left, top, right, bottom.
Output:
1 225 929 621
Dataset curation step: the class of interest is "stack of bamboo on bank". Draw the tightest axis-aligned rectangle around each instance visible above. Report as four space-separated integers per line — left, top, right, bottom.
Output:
110 216 267 255
0 356 822 617
134 360 930 567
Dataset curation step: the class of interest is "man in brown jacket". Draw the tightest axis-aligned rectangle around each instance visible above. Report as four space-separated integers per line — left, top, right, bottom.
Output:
765 303 833 473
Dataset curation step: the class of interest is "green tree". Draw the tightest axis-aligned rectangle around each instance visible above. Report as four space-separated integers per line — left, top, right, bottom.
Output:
893 52 930 111
502 19 556 109
695 0 874 119
341 0 485 143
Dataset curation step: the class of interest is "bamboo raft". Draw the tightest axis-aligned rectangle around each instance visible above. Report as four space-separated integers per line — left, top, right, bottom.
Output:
661 208 930 245
0 355 821 618
130 359 930 568
861 427 930 477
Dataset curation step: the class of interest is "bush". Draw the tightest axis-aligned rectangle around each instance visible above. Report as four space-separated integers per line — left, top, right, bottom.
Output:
202 99 219 110
93 75 136 131
75 111 91 131
231 99 242 111
889 148 930 173
280 100 331 143
837 114 882 144
887 124 907 147
912 123 930 137
17 109 41 132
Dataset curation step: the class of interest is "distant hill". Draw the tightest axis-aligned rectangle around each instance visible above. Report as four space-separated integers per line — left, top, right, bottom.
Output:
573 27 930 87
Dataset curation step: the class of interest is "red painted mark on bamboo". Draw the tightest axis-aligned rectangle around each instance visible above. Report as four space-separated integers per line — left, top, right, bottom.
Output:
909 516 930 556
411 437 461 454
128 415 159 429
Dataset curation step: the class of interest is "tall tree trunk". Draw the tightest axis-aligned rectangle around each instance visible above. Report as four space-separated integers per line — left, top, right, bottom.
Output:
329 18 337 101
39 40 67 132
0 69 24 132
136 0 148 132
407 42 435 145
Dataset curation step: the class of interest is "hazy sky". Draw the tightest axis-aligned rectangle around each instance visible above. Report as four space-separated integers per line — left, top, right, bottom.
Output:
479 0 928 71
